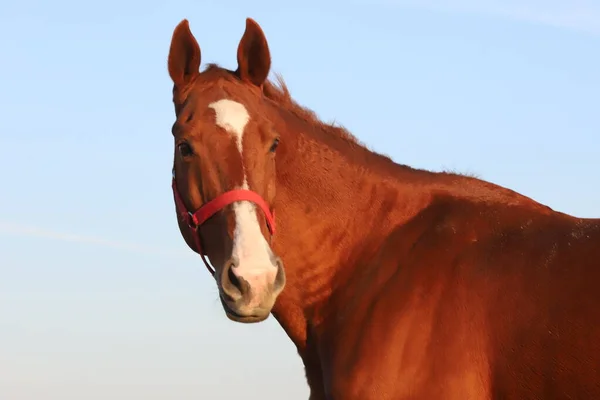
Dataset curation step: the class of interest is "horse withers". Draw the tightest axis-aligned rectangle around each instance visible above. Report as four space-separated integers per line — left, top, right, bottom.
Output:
167 17 600 400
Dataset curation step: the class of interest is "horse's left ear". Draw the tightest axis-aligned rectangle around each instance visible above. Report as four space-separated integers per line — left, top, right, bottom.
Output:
236 18 271 87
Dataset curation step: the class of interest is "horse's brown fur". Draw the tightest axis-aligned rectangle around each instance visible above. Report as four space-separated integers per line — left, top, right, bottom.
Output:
168 18 600 399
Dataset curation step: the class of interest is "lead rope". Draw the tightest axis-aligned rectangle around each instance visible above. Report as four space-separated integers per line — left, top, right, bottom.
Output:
194 228 215 276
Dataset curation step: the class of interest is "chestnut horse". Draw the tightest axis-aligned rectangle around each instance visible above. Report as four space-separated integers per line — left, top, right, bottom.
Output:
167 18 600 399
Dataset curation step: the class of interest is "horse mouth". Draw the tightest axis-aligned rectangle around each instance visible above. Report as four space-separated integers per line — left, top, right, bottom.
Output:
219 296 270 324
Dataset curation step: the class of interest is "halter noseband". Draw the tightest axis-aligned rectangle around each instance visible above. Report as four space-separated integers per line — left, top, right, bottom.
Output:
171 172 276 276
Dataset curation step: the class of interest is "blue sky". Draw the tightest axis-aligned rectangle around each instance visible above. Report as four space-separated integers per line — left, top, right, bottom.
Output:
1 1 599 398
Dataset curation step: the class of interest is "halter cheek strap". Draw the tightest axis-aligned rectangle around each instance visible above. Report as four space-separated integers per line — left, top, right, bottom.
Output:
171 177 276 276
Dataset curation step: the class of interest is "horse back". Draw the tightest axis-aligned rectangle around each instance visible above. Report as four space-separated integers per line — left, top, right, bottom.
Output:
466 203 600 398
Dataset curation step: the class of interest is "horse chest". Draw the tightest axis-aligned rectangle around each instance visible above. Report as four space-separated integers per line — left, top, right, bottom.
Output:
319 345 491 400
315 315 428 399
313 288 492 400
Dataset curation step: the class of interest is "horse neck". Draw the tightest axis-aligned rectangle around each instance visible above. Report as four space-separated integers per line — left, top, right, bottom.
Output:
261 98 550 367
266 107 431 354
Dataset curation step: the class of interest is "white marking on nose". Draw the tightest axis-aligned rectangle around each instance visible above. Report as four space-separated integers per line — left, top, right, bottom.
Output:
208 99 276 287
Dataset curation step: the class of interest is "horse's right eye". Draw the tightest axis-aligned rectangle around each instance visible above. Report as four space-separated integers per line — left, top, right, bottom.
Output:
178 142 193 157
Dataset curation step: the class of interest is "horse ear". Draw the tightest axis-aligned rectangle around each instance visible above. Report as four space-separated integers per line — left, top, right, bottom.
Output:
236 18 271 87
168 19 201 87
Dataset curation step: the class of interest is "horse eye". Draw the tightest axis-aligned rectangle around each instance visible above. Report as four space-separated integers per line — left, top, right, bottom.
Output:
178 142 193 157
269 138 280 153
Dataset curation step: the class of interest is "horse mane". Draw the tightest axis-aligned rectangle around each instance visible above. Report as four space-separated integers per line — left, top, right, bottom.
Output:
261 74 362 146
256 72 542 208
259 74 515 197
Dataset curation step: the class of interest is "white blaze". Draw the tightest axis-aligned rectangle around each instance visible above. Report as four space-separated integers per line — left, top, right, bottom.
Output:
208 99 276 288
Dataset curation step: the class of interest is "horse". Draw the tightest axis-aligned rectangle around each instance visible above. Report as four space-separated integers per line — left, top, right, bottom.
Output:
166 17 600 399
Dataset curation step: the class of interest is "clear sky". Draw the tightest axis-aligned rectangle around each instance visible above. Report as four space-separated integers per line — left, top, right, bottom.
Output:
1 1 599 399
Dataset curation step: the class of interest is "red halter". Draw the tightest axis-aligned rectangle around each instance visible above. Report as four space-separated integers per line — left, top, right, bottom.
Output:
171 176 276 276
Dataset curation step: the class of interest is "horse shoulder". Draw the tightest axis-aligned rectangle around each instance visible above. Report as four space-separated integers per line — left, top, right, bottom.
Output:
317 200 497 399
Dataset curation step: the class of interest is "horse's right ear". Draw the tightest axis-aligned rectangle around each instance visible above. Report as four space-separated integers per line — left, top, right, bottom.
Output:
168 19 201 87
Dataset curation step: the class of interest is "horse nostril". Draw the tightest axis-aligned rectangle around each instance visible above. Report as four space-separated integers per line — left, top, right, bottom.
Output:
221 259 244 302
228 263 241 291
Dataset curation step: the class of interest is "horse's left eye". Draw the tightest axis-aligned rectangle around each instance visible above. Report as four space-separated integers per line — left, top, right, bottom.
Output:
269 138 280 153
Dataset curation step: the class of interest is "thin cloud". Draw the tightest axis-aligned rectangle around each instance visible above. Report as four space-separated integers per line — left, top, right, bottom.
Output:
0 221 187 258
373 0 600 35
